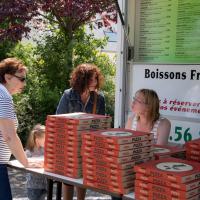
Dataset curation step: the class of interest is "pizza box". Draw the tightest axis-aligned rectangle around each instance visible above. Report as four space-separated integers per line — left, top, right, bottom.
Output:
153 144 186 159
82 151 153 164
135 191 200 200
82 139 153 151
187 149 200 156
186 139 200 149
82 145 152 157
134 158 200 184
82 164 134 177
84 174 134 188
82 129 153 145
47 113 112 125
83 179 133 194
82 158 144 170
45 167 82 178
135 180 200 198
135 178 200 192
83 170 135 183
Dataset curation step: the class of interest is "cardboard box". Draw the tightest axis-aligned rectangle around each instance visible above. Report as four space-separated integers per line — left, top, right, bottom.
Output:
134 158 200 184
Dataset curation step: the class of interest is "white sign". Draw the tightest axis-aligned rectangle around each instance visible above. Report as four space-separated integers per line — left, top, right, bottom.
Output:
130 64 200 119
169 119 200 144
128 64 200 144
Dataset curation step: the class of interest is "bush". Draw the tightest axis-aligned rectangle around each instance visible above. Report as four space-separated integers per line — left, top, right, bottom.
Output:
6 27 116 145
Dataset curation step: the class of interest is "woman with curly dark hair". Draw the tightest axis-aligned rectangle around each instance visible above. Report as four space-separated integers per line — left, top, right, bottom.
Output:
56 63 105 200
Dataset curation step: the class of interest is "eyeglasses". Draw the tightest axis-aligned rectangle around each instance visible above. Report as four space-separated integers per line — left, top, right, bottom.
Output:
132 97 147 105
12 74 26 82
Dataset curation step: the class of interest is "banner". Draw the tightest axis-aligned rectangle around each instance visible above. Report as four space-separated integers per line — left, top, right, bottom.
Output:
129 64 200 143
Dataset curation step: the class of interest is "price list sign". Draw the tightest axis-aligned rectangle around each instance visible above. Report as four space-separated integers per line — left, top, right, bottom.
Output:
135 0 200 63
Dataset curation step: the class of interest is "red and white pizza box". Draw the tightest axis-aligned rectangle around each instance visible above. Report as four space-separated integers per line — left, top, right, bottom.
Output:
153 144 186 160
47 113 112 125
83 158 141 170
187 149 200 156
82 145 152 158
46 127 82 138
186 154 200 162
83 179 133 194
44 153 82 165
84 175 134 188
46 120 111 131
135 180 200 198
45 144 81 157
135 178 200 192
45 132 81 143
44 162 82 173
45 159 82 170
82 151 153 164
82 164 134 177
84 170 135 183
82 129 153 145
135 189 200 200
46 149 81 158
45 155 81 166
45 167 82 178
186 139 200 149
45 132 82 144
82 139 153 151
45 141 81 152
136 171 200 189
44 153 82 163
134 158 200 184
44 159 82 168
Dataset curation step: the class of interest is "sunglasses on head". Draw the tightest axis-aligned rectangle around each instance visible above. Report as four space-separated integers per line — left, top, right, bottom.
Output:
12 74 26 82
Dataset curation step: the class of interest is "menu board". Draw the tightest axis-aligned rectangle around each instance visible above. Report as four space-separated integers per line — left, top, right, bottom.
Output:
134 0 200 63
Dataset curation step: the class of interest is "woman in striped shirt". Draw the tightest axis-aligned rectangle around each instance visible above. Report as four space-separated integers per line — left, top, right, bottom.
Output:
0 58 40 200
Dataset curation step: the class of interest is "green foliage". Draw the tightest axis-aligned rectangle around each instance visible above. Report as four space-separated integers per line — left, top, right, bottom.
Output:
0 40 16 61
73 28 116 122
4 26 116 145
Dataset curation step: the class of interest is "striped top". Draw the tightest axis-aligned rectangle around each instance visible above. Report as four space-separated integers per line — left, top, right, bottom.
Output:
131 115 162 143
0 83 18 164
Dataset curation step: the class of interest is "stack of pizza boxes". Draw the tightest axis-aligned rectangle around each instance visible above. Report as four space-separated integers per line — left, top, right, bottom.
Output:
134 158 200 200
44 112 112 178
186 139 200 162
81 128 153 194
153 144 186 160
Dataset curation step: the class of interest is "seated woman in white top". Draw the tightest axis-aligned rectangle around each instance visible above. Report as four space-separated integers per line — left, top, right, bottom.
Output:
126 88 171 145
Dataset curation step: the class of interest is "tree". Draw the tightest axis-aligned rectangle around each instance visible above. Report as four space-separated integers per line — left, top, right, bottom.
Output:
0 0 38 41
8 29 116 145
0 0 116 42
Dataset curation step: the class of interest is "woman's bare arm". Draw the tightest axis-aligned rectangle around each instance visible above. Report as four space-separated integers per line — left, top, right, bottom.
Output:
156 118 171 145
125 115 134 129
0 118 28 167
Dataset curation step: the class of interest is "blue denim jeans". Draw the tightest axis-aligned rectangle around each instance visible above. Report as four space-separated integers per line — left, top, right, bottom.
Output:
0 164 12 200
27 188 47 200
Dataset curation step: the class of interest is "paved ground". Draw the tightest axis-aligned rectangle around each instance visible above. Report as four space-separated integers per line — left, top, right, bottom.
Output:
8 168 111 200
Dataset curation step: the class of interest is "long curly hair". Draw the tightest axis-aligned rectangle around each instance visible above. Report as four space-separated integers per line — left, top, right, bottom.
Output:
70 63 104 94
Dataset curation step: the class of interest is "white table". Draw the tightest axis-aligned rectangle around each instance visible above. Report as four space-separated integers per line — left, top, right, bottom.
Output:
8 160 125 200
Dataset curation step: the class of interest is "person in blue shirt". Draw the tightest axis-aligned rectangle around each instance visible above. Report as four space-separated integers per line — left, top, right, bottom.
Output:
56 63 106 200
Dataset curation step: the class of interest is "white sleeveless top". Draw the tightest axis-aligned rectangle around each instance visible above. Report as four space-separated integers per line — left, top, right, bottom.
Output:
131 115 163 142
